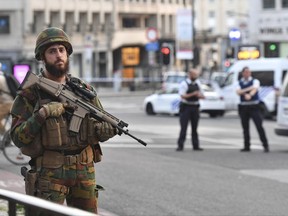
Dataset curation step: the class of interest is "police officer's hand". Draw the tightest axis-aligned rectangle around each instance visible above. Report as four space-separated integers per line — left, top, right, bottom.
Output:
95 122 118 142
244 94 252 101
41 102 65 118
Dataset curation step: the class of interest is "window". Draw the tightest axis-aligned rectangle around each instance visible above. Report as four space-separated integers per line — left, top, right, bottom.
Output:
263 0 275 9
238 70 274 86
79 13 88 33
64 12 74 35
91 13 100 33
0 16 10 34
33 11 45 34
283 77 288 96
282 0 288 8
209 11 215 18
252 71 274 86
122 17 140 28
223 73 234 86
50 11 60 28
282 70 287 82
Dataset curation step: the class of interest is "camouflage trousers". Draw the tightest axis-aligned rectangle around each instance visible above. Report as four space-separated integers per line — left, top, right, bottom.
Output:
36 161 98 214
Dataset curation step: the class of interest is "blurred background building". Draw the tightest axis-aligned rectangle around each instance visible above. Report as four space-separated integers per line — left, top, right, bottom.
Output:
249 0 288 59
0 0 188 86
193 0 248 75
0 0 287 87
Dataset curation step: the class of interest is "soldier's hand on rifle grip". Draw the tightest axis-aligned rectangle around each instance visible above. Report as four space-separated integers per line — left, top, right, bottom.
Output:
41 102 66 118
95 122 118 142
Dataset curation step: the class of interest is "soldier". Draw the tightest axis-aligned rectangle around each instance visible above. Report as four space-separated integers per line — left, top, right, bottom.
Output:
10 27 117 214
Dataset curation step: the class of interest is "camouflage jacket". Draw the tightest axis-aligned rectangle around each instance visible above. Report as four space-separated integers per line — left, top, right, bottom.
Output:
10 73 103 149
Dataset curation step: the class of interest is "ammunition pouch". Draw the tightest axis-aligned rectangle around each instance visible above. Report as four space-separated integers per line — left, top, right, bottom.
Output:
41 116 99 151
20 133 44 158
92 144 102 163
41 145 95 169
42 116 68 148
37 179 69 195
25 170 37 196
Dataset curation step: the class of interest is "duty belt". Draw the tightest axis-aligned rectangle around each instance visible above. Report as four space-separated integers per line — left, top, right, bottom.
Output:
41 145 94 168
182 101 199 105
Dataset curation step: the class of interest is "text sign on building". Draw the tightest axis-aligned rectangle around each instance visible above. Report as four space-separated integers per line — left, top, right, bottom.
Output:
176 9 193 60
237 45 260 60
121 47 140 66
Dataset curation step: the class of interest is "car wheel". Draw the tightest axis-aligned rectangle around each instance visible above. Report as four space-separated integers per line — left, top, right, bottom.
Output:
146 103 156 115
209 112 218 118
218 111 225 116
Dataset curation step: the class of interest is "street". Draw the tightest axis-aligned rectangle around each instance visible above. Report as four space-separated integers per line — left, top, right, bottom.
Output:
97 92 288 216
1 91 288 216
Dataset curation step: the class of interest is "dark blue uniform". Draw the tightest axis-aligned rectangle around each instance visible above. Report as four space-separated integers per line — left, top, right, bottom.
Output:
238 78 269 152
177 80 202 151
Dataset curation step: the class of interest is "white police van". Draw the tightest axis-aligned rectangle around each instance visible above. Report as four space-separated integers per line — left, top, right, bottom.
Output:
220 58 288 117
275 73 288 136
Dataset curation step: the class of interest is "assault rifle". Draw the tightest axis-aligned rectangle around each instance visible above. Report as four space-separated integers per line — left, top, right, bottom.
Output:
21 71 147 146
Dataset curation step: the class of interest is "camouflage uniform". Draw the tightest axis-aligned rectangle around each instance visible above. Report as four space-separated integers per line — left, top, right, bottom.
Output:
10 27 116 214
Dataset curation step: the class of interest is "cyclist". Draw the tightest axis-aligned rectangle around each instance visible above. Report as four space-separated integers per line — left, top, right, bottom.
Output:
0 63 14 134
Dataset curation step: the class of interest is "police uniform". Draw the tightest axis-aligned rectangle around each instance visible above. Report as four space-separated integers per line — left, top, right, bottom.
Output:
177 78 203 151
237 77 269 152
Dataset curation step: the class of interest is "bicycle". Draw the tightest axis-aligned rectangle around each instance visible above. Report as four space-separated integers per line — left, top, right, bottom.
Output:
0 114 30 165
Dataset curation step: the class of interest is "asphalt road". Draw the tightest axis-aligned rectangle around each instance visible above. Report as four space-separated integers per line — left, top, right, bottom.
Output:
96 92 288 216
1 90 288 216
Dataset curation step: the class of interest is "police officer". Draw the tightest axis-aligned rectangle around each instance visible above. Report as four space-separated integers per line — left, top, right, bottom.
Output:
236 66 269 152
10 27 117 214
176 68 205 151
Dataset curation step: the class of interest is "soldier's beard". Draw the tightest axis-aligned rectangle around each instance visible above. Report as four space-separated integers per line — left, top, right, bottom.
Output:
44 59 69 78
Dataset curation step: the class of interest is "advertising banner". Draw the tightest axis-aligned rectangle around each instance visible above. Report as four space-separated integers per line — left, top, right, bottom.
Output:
176 9 193 60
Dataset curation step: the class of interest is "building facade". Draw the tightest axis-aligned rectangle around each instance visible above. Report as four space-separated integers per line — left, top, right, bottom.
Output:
249 0 288 58
193 0 249 72
0 0 188 84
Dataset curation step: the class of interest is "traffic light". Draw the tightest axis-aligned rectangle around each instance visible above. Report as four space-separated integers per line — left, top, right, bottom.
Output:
225 47 235 59
193 46 200 67
161 46 171 65
264 42 279 57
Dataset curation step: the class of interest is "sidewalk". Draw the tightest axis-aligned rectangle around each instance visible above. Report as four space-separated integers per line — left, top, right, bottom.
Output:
0 169 117 216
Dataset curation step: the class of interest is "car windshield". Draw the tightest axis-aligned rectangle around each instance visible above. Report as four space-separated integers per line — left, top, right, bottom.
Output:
166 75 186 83
201 83 214 92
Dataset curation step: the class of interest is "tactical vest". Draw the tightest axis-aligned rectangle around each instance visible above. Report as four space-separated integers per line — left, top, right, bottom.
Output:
239 79 259 102
186 81 200 102
20 77 100 157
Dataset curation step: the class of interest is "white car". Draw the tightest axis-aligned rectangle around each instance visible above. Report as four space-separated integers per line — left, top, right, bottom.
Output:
162 71 187 92
143 80 225 118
